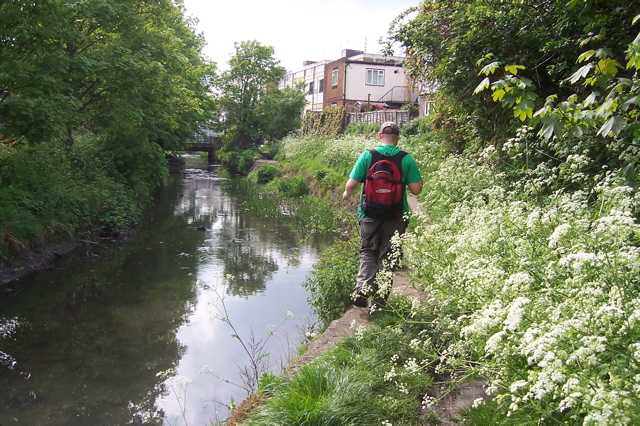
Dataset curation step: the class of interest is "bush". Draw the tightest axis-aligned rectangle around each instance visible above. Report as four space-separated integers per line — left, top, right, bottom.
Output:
0 136 145 262
400 153 640 424
303 237 359 327
276 175 308 198
313 169 328 181
343 122 379 135
401 116 431 136
255 164 281 184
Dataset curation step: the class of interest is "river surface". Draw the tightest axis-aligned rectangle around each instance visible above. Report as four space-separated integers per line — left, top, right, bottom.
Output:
0 156 326 425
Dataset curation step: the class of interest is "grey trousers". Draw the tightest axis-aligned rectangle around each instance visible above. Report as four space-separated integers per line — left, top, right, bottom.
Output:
355 216 407 298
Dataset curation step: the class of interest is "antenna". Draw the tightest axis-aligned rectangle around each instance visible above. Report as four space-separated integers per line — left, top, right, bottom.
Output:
364 37 367 52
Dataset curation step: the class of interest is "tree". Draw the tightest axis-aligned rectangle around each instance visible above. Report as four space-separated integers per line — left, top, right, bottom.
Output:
216 40 304 151
388 0 639 152
0 0 215 150
260 85 307 142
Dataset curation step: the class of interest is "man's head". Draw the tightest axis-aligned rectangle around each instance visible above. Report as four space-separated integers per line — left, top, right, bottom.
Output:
378 121 400 145
379 121 400 135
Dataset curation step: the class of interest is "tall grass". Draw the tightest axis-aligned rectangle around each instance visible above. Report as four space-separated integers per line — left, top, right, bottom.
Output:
227 177 342 236
246 303 435 425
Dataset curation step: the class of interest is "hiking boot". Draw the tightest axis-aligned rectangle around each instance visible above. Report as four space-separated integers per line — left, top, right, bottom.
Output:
352 291 369 308
369 296 387 314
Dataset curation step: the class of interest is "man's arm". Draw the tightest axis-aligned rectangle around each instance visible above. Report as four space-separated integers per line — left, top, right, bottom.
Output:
408 180 423 195
342 178 360 200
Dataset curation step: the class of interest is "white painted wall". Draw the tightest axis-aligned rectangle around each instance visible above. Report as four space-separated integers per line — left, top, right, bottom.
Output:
344 63 416 104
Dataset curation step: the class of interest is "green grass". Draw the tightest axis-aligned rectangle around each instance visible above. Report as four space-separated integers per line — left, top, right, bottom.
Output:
244 296 436 425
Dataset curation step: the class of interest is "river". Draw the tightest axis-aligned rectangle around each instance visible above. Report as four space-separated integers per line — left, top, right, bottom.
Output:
0 155 325 425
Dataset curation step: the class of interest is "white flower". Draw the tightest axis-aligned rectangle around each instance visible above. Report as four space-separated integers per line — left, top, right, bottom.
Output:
384 366 396 382
472 397 484 408
404 357 420 373
422 394 436 408
504 297 530 331
509 380 529 393
548 223 570 248
485 331 506 354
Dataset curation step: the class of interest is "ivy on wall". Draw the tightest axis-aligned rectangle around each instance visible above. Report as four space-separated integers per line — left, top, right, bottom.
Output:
300 107 347 137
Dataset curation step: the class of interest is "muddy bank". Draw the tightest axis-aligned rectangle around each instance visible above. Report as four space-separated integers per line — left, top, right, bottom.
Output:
0 241 83 286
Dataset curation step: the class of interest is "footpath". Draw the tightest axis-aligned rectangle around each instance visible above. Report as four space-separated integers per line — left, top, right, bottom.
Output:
289 195 486 425
293 270 485 425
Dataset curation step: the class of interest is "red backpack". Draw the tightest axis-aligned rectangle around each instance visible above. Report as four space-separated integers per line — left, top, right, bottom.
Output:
361 149 407 219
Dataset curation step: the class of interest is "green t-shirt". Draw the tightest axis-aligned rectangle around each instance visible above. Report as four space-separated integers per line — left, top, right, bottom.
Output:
349 145 422 220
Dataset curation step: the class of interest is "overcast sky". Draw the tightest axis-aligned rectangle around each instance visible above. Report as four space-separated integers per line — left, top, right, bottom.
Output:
182 0 419 72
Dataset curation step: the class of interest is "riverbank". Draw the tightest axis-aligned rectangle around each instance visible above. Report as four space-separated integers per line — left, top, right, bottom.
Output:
0 240 82 286
226 268 486 426
297 271 485 425
223 187 484 425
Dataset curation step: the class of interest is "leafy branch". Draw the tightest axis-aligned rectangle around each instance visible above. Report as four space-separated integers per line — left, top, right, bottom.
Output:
475 14 640 143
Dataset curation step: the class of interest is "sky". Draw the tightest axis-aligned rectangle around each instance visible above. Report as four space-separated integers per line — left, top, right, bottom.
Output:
182 0 420 72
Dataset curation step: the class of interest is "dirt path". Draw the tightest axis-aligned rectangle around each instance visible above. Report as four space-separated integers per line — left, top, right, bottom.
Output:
293 270 485 425
291 196 486 425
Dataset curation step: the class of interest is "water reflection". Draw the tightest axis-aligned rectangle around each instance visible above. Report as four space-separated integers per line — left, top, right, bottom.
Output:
0 157 323 425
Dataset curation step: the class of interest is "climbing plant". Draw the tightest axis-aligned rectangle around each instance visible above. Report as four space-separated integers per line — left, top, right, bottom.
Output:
300 107 347 137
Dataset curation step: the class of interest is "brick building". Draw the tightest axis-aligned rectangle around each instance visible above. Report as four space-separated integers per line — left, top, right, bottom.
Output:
279 49 419 114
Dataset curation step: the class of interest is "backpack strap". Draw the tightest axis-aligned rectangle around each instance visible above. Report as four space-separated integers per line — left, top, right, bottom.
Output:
366 148 408 181
361 149 409 233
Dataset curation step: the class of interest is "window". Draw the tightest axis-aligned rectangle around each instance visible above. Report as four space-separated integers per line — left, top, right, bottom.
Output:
331 69 338 87
308 81 314 94
366 69 385 86
318 79 324 93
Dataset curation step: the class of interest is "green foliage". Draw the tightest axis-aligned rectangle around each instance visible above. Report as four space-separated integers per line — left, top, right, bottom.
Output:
475 21 640 144
246 301 435 425
400 152 640 424
472 19 640 197
277 133 373 177
0 136 143 263
390 0 639 151
216 40 305 150
276 175 309 198
300 107 347 137
0 0 212 259
0 0 215 147
401 115 432 137
260 86 307 142
228 178 341 236
400 102 419 116
254 164 282 184
312 169 328 181
303 237 359 327
219 148 261 175
343 122 379 136
257 372 284 396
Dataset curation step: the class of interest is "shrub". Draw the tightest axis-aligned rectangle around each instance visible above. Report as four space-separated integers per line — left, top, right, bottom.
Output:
400 154 640 424
276 175 308 198
255 164 281 184
303 236 359 327
343 122 379 135
313 169 328 181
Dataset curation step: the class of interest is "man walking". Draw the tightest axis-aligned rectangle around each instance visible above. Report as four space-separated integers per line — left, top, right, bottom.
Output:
342 121 423 310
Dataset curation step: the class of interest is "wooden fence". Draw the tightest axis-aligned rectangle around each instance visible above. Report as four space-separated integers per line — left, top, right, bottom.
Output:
348 110 410 126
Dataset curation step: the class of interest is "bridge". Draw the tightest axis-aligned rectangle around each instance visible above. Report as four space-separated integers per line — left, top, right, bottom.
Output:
182 131 223 162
